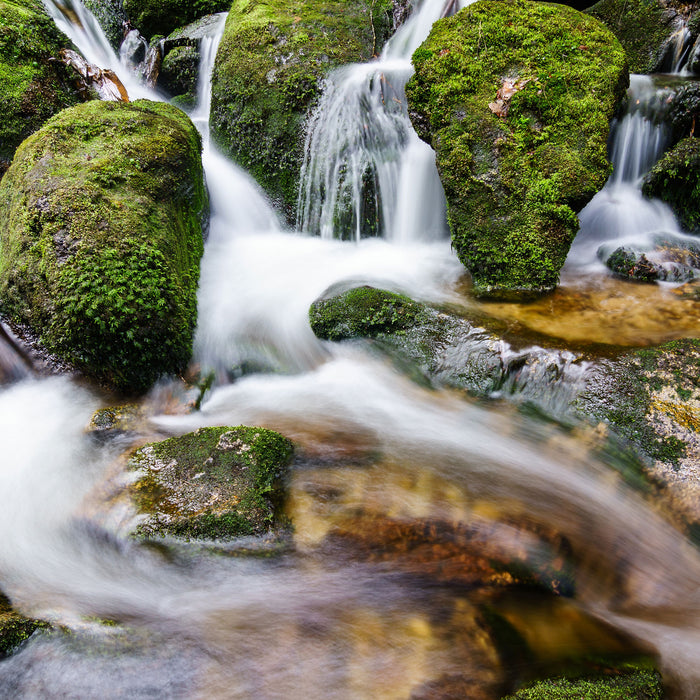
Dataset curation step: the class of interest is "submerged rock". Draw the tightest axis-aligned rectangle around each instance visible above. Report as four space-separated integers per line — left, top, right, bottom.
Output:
0 0 82 177
0 100 207 393
642 137 700 234
210 0 396 223
122 0 229 39
406 0 627 298
586 0 686 73
127 426 294 541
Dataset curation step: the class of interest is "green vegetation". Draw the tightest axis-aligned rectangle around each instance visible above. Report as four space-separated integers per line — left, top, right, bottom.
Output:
587 0 679 74
0 593 47 656
159 45 199 108
309 286 420 340
128 426 295 540
503 665 663 699
123 0 230 39
0 100 207 393
210 0 395 223
83 0 128 49
406 0 627 298
0 0 81 176
642 138 700 234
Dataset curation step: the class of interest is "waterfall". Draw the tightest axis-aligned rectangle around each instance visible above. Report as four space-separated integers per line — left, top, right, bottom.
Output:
565 75 692 272
296 0 474 243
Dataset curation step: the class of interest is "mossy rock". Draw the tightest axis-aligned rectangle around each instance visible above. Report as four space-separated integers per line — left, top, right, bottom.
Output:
122 0 230 39
586 0 683 74
210 0 395 224
406 0 627 298
0 593 48 657
502 664 664 699
642 138 700 234
127 426 294 540
0 100 207 393
158 44 199 107
0 0 82 177
666 83 700 144
83 0 129 50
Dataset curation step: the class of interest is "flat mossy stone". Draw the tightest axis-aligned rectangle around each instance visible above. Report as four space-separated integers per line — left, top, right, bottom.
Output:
122 0 230 39
586 0 683 74
0 0 82 176
502 665 664 699
642 138 700 234
0 99 207 393
128 426 294 540
406 0 627 298
210 0 395 224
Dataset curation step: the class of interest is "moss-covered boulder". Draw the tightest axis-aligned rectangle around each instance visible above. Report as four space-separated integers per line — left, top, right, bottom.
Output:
586 0 685 74
603 236 700 282
0 0 82 177
158 45 199 108
0 100 207 393
128 426 294 540
122 0 229 39
642 138 700 234
406 0 627 298
210 0 395 222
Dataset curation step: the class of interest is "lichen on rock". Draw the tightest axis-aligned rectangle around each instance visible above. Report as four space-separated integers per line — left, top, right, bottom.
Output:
0 99 207 393
210 0 396 223
127 426 294 541
406 0 628 298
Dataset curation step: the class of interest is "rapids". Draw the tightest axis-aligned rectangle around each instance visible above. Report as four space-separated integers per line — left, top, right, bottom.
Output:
0 0 697 697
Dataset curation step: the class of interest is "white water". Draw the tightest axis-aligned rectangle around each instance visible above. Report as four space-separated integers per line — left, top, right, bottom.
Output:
2 1 700 697
296 0 474 242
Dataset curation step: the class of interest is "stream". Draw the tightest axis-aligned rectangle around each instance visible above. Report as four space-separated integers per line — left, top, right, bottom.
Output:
0 0 698 697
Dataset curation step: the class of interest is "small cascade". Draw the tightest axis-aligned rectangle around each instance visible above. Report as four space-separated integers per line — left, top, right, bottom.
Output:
119 28 161 87
297 0 473 243
566 75 692 273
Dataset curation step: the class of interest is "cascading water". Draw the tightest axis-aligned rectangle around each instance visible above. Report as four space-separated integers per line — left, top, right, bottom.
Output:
1 1 700 697
296 0 473 242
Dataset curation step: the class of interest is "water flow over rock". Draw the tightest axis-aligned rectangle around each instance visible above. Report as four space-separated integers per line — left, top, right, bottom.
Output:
296 0 472 242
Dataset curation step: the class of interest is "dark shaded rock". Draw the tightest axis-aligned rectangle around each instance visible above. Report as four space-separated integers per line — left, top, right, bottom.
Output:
83 0 128 50
127 426 294 540
406 0 627 298
158 45 199 107
122 0 229 39
0 0 82 176
0 100 207 393
210 0 396 223
586 0 684 73
603 238 699 282
642 137 700 233
666 82 700 143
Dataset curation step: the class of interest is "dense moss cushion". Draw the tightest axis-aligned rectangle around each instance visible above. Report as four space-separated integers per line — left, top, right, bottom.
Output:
406 0 627 298
0 100 207 392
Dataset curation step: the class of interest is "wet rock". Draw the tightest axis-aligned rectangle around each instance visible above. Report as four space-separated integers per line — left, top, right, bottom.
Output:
406 0 627 298
158 45 199 108
0 100 207 393
127 426 294 541
602 238 700 282
0 593 48 657
642 137 700 234
586 0 686 73
0 0 82 177
83 0 129 50
665 82 700 143
574 339 700 527
210 0 396 224
122 0 229 39
88 404 145 442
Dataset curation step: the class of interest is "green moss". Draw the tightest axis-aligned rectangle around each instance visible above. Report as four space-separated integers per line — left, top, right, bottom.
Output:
123 0 230 39
83 0 128 50
586 0 678 74
0 0 81 173
406 0 627 298
0 100 207 393
128 426 294 540
0 593 48 656
642 138 700 234
309 286 420 340
159 44 199 107
210 0 395 223
503 665 663 699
